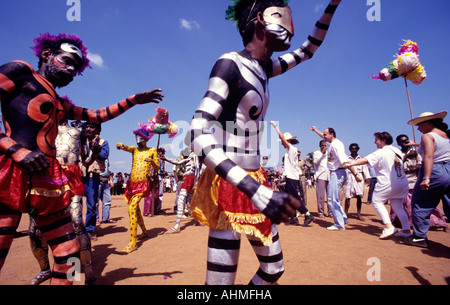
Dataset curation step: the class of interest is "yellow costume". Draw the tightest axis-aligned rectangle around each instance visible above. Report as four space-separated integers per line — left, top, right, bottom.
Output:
117 142 159 253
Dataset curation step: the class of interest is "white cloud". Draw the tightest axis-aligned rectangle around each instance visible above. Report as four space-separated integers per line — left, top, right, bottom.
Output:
87 51 107 69
179 18 200 31
315 3 325 13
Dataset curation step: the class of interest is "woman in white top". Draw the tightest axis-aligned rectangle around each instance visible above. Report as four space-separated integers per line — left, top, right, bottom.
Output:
344 132 410 239
403 111 450 248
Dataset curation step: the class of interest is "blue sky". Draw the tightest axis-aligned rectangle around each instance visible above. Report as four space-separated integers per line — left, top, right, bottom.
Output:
1 0 449 173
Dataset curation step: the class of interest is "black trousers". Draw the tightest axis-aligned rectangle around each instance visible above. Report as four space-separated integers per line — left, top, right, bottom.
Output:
285 178 308 214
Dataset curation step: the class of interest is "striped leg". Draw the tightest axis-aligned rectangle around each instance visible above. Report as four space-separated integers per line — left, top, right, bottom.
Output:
205 228 241 285
34 211 80 285
247 225 285 285
0 206 21 271
174 189 188 230
70 195 95 285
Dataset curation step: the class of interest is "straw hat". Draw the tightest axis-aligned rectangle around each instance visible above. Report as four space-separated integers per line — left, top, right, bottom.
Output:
279 132 299 144
407 110 447 126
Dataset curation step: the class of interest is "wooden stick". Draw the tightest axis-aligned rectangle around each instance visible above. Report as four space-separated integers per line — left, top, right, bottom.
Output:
404 78 416 142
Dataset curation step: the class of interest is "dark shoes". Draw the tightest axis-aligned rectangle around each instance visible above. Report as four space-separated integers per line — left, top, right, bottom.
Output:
403 235 429 248
285 217 300 226
285 215 315 227
303 215 315 227
30 269 51 285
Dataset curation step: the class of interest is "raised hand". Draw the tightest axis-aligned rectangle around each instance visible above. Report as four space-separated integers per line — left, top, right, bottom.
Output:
133 88 164 105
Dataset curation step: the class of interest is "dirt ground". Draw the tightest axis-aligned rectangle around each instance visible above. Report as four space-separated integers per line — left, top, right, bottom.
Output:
0 187 449 285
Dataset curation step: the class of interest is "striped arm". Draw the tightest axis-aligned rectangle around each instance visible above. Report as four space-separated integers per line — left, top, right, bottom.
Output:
269 2 340 77
62 96 137 124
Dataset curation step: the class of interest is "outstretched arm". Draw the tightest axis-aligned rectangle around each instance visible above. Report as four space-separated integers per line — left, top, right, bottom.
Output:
269 0 342 77
161 156 190 166
342 158 366 182
270 121 290 148
116 143 134 153
62 89 164 123
310 126 325 139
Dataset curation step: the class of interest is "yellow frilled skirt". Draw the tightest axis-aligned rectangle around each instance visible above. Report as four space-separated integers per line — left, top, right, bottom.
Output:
190 167 273 245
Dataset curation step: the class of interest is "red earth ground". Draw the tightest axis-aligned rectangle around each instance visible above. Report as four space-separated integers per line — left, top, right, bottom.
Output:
0 188 448 285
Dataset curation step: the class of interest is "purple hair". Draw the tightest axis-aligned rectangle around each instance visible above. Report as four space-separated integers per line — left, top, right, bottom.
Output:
58 95 75 106
31 32 91 75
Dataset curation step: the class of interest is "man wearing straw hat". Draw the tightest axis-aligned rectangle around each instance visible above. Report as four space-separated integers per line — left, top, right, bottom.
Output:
403 111 449 248
271 122 314 226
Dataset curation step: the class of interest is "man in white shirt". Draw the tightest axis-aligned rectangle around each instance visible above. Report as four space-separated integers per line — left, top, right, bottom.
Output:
313 140 330 217
272 122 314 226
311 126 361 230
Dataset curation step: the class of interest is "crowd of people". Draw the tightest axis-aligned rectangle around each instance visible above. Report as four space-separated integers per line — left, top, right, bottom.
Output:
0 0 448 286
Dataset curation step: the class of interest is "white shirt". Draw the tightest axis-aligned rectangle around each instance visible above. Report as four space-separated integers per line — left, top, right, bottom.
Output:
365 145 408 199
284 145 300 180
313 150 329 181
327 139 349 171
346 155 370 198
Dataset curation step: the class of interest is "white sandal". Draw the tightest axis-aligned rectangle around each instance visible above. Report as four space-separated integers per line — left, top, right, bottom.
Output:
166 227 180 234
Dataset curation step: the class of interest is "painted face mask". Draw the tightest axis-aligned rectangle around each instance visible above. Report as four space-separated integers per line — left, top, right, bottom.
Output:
60 42 84 61
136 134 147 144
263 6 294 51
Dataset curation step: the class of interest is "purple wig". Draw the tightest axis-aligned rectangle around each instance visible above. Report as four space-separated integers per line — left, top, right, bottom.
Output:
133 125 153 141
58 95 75 106
31 32 91 75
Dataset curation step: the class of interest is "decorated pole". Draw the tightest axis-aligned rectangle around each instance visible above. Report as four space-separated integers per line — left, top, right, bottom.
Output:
140 107 178 215
370 40 427 142
404 78 416 142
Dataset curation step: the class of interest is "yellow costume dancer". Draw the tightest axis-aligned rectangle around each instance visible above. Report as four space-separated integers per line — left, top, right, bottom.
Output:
116 129 159 253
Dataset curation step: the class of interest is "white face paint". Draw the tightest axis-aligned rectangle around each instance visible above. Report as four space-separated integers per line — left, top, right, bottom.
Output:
136 134 146 144
263 6 294 51
265 23 292 50
60 42 83 60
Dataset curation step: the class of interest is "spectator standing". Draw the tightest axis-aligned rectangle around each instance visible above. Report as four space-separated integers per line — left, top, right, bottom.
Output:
271 122 314 226
111 173 119 195
344 143 371 221
313 140 330 217
311 126 361 231
98 159 115 224
80 122 109 240
156 148 166 214
297 151 312 206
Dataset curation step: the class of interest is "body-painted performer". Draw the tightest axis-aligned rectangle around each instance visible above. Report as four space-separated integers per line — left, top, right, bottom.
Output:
116 129 159 253
162 150 202 234
188 0 341 285
0 33 163 284
28 115 96 285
